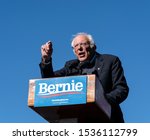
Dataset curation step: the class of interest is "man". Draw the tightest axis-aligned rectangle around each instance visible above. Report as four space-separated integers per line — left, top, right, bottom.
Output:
39 32 129 123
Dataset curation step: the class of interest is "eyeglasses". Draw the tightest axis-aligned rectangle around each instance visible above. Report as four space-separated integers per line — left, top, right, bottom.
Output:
74 42 90 48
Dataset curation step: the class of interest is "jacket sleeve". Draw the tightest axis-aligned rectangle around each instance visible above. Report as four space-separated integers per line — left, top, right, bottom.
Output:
39 59 78 78
105 57 129 105
39 61 68 78
39 61 55 78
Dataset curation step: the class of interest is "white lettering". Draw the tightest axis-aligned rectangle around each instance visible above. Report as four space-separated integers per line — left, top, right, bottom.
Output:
62 83 70 91
75 82 83 91
71 80 75 91
48 84 55 93
38 83 48 94
38 80 84 95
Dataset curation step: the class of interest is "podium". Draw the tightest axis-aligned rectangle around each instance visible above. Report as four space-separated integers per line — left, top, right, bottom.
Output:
28 75 111 123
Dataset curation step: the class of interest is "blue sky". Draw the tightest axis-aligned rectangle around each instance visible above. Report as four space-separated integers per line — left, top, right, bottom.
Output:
0 0 150 123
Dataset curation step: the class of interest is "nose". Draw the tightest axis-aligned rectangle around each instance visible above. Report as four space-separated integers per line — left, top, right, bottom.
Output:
78 45 83 51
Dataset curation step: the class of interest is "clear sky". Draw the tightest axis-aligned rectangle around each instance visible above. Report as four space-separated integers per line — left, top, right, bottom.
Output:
0 0 150 123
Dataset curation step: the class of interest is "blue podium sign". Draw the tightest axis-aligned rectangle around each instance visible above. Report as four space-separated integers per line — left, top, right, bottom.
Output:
34 76 87 107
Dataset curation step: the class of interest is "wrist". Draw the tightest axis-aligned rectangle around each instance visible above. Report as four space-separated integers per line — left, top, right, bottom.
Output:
41 57 52 65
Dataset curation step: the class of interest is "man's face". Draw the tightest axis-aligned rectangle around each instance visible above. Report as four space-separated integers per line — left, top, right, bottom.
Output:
73 35 92 62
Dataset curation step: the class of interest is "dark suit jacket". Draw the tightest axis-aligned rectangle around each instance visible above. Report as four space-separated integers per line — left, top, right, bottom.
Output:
39 52 129 123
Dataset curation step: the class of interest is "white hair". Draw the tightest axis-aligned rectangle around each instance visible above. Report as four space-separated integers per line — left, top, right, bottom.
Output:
71 32 95 48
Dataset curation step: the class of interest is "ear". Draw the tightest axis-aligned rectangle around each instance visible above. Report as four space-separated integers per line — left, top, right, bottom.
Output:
93 44 96 51
73 48 76 55
90 44 96 52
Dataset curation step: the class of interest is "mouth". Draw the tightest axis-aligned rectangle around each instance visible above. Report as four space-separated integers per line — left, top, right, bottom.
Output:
78 52 85 58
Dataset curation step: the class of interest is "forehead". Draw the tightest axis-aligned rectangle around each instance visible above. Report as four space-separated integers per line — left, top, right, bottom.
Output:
74 35 89 43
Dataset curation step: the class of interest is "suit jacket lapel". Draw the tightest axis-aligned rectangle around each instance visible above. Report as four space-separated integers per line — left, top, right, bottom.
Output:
95 53 104 78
